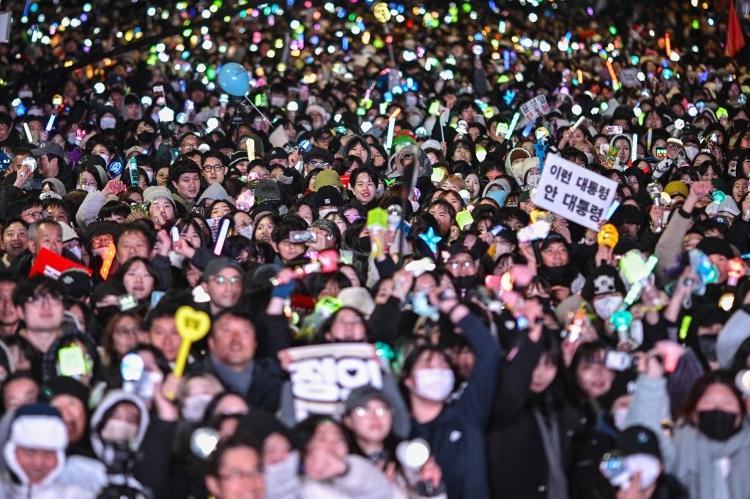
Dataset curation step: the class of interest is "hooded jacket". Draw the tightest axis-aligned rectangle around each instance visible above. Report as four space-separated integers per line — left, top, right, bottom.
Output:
1 405 99 498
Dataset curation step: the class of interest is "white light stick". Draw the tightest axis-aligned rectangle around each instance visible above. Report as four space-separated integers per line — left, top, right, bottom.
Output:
571 116 585 130
45 115 56 132
385 108 400 152
246 138 255 161
22 123 33 143
505 112 520 140
171 226 180 243
646 128 653 151
213 219 231 255
631 133 638 162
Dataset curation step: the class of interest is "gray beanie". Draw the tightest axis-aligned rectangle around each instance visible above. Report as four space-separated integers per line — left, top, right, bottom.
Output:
143 186 175 207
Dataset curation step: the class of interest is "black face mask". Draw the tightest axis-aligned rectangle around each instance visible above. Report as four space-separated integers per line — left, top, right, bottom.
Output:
137 131 155 144
454 275 476 290
357 236 371 253
698 335 719 364
698 410 740 441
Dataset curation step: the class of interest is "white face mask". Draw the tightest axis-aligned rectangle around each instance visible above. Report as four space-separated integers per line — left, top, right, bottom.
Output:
526 172 541 188
78 184 96 193
684 145 699 161
67 245 82 261
613 407 629 431
270 96 287 108
100 116 117 130
182 393 214 422
101 418 139 444
238 225 253 240
18 90 33 99
624 454 661 490
414 368 455 401
593 295 623 320
98 153 111 165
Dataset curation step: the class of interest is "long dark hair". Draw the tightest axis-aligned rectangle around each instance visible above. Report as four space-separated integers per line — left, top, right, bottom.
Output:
681 370 745 424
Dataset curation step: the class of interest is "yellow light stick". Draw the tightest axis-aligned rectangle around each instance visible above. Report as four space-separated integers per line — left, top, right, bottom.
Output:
168 306 211 399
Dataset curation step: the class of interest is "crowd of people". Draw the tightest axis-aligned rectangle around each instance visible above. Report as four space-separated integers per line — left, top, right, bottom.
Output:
0 0 749 497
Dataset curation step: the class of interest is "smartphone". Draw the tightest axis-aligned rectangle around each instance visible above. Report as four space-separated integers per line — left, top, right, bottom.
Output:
289 230 316 243
604 351 635 371
655 146 668 159
604 125 623 135
153 84 164 96
171 226 180 243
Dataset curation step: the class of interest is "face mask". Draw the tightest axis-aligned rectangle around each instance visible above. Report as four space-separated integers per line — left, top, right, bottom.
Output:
18 90 33 99
101 418 139 444
526 173 541 188
270 96 287 108
137 131 155 144
593 295 624 320
613 407 629 431
414 368 455 401
238 225 253 240
78 184 96 193
624 454 661 490
405 94 418 107
487 190 509 206
98 153 111 165
454 275 476 291
182 393 214 422
100 116 117 130
684 145 699 161
697 409 740 441
358 236 371 253
698 335 718 364
68 245 82 261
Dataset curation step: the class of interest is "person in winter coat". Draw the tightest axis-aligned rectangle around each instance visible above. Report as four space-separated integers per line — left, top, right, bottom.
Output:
627 353 750 499
488 322 580 499
1 403 98 498
265 415 407 499
401 284 501 499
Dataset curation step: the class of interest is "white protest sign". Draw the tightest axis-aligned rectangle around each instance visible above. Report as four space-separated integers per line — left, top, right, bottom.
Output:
519 95 550 122
618 69 642 88
284 343 383 422
531 154 617 230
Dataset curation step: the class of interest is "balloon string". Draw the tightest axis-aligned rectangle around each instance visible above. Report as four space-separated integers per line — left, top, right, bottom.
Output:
243 96 272 125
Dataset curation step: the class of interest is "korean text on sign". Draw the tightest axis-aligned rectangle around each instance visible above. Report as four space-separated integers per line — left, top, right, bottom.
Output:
284 343 383 422
531 154 617 231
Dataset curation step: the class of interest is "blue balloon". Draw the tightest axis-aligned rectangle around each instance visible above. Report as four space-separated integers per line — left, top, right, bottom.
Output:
218 62 249 97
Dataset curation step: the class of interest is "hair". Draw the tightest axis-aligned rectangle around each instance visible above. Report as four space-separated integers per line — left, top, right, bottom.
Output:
211 308 256 335
98 200 131 221
12 275 63 307
1 370 39 412
206 433 263 478
681 370 746 423
27 219 61 243
10 196 43 218
116 223 155 248
175 215 213 248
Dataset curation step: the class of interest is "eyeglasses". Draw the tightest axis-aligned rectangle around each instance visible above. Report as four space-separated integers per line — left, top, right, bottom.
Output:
202 163 224 172
448 260 473 270
24 210 43 220
309 160 330 167
114 327 140 337
211 275 241 285
352 406 391 418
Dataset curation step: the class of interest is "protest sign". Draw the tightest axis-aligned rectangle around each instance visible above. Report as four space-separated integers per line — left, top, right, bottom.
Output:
531 154 617 230
284 343 383 421
519 95 550 122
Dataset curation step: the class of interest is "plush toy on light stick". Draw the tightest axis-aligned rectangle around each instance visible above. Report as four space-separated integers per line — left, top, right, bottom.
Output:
168 306 211 399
